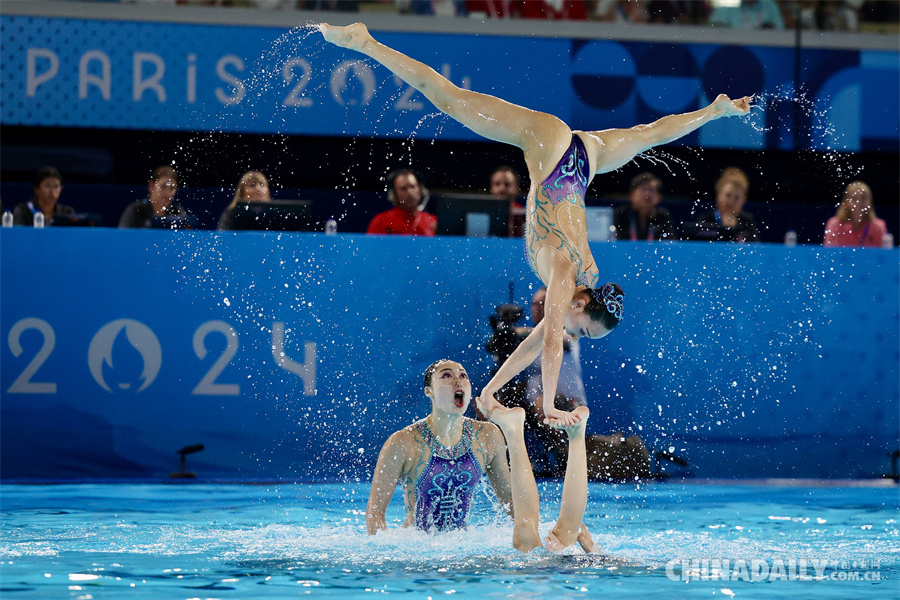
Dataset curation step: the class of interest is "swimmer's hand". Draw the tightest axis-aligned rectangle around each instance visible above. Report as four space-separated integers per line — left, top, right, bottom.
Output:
711 93 751 117
577 522 596 554
366 511 386 535
475 394 503 420
319 23 373 51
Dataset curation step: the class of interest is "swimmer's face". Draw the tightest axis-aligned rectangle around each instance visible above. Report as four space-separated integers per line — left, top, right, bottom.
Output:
424 361 471 413
393 173 422 213
564 301 611 341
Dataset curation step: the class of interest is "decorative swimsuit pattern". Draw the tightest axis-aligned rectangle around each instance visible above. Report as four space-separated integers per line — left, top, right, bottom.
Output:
526 135 598 287
413 419 482 532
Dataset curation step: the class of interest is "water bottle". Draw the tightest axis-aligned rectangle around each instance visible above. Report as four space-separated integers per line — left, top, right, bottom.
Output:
324 218 337 235
33 212 45 229
2 211 12 227
784 230 797 247
882 233 894 249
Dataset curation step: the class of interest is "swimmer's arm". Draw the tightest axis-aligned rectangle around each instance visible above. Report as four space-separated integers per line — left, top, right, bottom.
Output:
320 23 566 153
539 269 577 425
481 320 545 401
366 431 409 535
586 94 751 173
482 424 514 516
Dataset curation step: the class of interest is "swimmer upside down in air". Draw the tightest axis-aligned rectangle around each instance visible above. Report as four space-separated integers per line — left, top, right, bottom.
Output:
321 23 751 427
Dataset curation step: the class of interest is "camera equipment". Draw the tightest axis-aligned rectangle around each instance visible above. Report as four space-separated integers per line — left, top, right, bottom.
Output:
486 302 525 368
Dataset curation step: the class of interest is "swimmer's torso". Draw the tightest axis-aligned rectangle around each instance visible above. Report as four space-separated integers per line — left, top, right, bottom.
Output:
400 418 487 532
526 133 599 288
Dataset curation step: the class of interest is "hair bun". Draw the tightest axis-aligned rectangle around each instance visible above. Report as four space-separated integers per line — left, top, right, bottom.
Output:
592 283 624 322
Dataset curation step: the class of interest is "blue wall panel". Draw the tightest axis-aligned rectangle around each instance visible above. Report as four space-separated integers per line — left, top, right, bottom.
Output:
2 15 897 151
1 229 897 480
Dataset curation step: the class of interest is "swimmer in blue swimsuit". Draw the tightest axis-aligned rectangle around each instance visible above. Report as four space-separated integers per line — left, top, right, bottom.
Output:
367 358 597 554
322 24 751 427
366 359 513 534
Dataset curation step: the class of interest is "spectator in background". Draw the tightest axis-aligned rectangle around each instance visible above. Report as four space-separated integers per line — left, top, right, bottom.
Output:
816 0 864 31
824 181 889 247
218 170 271 230
709 0 785 29
118 166 192 228
399 0 467 16
367 169 437 236
592 0 648 22
511 0 587 19
690 167 759 242
784 1 863 31
490 165 526 237
13 166 74 226
299 0 360 11
613 172 677 241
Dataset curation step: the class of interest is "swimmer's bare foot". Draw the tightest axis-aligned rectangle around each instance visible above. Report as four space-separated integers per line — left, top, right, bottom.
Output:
475 393 503 421
543 405 585 429
561 406 590 439
481 401 525 438
319 23 373 51
576 522 596 554
712 93 751 117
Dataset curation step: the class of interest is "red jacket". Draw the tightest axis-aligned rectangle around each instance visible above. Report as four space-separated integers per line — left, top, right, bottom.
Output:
367 207 437 236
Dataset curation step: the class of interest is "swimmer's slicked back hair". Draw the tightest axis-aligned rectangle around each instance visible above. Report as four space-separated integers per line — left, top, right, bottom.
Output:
583 283 625 332
424 359 454 388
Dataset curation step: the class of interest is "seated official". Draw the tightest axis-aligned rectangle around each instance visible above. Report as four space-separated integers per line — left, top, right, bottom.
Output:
12 166 75 226
824 181 889 247
119 165 192 229
367 169 437 236
218 170 271 230
613 172 676 241
490 165 526 237
686 167 759 243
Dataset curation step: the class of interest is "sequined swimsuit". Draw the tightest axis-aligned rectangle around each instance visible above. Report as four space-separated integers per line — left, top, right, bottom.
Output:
526 134 599 288
413 419 482 532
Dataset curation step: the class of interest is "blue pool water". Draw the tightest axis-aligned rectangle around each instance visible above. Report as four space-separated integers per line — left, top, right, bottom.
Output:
1 481 896 599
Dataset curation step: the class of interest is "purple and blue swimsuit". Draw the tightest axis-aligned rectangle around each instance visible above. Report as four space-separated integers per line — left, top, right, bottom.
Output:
526 134 598 288
413 419 482 532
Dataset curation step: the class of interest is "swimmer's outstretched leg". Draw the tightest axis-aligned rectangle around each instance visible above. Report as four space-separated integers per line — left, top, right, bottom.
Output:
480 399 542 553
545 406 590 551
320 23 569 154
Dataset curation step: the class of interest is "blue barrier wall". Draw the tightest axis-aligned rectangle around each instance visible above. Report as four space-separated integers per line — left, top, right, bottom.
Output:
2 14 898 151
1 229 898 480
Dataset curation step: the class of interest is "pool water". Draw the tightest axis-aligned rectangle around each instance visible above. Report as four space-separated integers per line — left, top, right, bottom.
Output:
1 481 896 599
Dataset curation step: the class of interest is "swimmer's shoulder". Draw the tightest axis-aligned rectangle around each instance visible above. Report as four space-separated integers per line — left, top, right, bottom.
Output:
384 422 425 454
468 417 504 447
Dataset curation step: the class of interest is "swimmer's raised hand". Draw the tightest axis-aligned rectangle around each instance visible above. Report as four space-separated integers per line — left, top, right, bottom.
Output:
475 394 502 420
320 23 373 51
711 93 752 117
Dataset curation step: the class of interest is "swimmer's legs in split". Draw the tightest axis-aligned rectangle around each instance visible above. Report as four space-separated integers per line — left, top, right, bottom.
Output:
320 23 564 152
484 403 542 553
